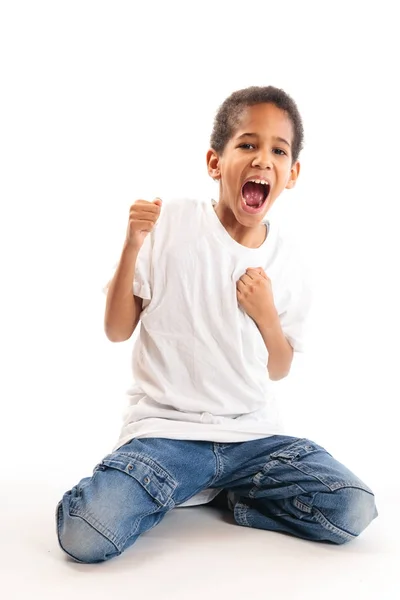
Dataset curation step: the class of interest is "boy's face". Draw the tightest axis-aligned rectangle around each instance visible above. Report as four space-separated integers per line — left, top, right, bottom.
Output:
207 103 300 224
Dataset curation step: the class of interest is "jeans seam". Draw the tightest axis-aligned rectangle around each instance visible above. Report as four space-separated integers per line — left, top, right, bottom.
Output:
234 501 251 527
311 505 356 542
121 504 165 547
69 504 124 549
208 443 224 487
56 501 120 562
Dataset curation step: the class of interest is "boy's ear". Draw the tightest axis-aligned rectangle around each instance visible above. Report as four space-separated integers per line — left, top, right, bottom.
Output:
285 161 300 189
206 148 221 180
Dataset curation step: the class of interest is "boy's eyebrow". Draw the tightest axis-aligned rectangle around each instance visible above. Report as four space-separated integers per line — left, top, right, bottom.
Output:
237 132 291 147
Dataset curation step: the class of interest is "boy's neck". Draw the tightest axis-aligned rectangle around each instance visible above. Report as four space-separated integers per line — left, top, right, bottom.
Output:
213 202 268 249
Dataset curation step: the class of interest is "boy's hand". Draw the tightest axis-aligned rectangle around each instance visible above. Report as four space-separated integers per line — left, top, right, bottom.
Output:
125 198 162 251
236 267 279 326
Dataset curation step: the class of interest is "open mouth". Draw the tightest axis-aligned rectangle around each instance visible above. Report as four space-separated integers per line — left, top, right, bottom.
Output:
241 180 270 213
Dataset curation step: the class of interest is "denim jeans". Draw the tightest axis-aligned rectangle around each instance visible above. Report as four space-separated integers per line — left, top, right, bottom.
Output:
56 435 378 563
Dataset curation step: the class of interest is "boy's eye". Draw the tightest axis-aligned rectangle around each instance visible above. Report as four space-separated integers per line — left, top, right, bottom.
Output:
238 144 286 156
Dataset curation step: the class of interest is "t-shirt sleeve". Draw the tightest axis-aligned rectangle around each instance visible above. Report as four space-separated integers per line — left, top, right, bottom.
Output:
102 234 153 300
279 251 313 353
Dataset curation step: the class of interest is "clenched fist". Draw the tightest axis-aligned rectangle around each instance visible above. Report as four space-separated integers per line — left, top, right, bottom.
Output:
125 198 162 251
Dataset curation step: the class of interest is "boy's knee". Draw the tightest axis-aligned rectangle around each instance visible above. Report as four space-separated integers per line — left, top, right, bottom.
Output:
343 487 378 536
56 499 120 564
314 486 378 543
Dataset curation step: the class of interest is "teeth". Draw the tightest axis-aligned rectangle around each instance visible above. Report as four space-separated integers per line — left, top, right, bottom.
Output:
249 179 269 186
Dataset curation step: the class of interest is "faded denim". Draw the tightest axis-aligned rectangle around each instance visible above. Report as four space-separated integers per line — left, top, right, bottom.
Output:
56 435 378 563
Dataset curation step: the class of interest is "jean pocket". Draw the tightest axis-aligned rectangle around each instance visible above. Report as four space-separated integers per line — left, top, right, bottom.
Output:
269 438 328 462
269 438 375 494
96 451 177 509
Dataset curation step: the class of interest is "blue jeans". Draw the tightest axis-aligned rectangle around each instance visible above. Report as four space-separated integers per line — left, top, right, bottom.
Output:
56 435 378 563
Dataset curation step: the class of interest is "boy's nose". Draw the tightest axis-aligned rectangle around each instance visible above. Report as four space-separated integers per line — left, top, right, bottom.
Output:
252 151 272 170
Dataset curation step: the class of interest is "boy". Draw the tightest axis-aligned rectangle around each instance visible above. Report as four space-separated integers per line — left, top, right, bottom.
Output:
56 86 378 563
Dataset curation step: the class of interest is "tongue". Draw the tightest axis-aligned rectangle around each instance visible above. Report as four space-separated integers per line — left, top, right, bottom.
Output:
242 182 264 206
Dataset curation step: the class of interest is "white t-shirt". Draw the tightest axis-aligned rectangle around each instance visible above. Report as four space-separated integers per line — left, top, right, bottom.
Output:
103 197 313 506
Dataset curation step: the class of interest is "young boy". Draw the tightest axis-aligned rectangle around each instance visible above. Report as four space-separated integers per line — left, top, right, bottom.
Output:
56 86 378 563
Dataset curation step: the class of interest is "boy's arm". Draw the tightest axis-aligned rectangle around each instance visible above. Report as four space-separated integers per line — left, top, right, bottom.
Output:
242 247 312 380
256 317 294 381
265 240 313 378
237 264 306 381
257 266 313 380
104 242 142 342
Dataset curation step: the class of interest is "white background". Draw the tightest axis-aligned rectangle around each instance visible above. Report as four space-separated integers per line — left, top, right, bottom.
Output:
1 0 399 499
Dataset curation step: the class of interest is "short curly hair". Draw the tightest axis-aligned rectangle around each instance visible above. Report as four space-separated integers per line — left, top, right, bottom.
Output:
210 85 304 164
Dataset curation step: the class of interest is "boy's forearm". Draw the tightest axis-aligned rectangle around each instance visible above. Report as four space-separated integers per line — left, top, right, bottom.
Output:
104 243 141 342
256 317 294 381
